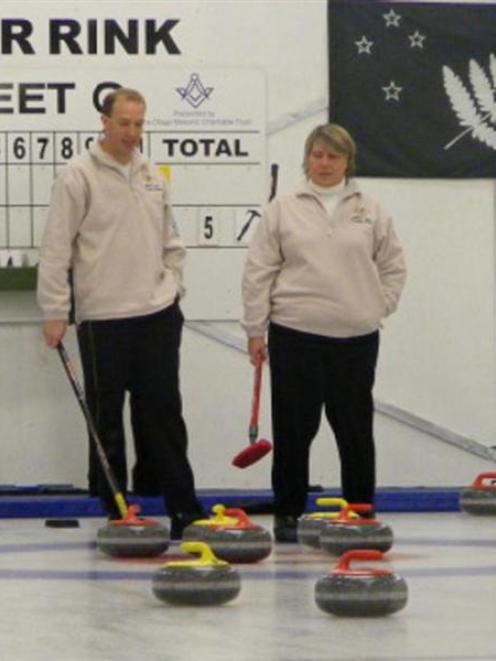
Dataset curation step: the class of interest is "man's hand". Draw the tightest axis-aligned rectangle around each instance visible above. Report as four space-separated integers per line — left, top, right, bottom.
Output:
43 320 68 348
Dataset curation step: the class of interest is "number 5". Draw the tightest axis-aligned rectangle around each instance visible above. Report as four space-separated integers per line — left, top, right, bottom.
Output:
203 215 214 239
197 210 219 246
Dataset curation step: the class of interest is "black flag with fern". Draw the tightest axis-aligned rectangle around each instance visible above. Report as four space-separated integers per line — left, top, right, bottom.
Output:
328 0 496 177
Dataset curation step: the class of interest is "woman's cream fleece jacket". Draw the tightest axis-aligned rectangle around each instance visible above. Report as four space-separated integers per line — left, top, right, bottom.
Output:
242 179 407 339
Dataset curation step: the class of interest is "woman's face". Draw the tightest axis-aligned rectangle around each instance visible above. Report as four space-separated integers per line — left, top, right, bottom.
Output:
307 142 348 187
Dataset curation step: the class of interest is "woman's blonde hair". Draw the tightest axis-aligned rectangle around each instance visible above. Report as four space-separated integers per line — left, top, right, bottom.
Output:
302 123 356 180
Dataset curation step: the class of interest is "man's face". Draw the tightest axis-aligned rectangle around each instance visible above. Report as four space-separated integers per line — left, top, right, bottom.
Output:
101 98 145 164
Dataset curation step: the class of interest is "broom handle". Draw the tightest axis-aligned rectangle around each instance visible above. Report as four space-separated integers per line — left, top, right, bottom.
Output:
268 163 279 201
249 355 263 445
246 164 277 445
56 342 128 519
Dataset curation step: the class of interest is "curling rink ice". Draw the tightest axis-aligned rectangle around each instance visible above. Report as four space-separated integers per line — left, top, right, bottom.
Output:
0 512 495 661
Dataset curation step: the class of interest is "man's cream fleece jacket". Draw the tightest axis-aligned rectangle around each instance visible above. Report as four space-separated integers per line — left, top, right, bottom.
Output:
242 179 406 339
37 142 185 323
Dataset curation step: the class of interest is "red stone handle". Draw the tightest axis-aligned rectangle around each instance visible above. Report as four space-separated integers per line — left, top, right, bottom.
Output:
109 504 160 527
333 550 391 576
471 472 496 488
336 503 374 523
223 508 255 530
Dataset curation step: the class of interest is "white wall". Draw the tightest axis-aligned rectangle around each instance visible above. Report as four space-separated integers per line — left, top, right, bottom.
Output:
0 318 491 490
371 178 496 445
0 0 495 491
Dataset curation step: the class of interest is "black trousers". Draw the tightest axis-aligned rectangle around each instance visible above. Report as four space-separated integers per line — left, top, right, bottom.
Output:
77 303 203 518
268 322 379 517
87 392 162 497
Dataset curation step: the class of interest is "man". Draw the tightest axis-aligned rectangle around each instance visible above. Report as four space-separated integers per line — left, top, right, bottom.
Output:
37 88 204 538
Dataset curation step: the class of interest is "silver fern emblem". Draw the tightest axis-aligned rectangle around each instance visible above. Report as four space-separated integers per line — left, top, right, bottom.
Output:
443 53 496 150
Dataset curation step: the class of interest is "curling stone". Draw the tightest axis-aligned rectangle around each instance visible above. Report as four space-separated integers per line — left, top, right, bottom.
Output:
319 505 393 556
297 498 359 548
152 541 241 606
460 472 496 515
183 505 272 563
315 549 408 617
97 504 170 558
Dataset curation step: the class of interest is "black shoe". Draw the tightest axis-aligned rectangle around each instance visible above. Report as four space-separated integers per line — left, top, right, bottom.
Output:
105 505 123 521
170 512 205 540
274 515 299 543
360 509 376 520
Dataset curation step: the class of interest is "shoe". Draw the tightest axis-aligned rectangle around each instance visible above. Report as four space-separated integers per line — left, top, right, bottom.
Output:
360 509 376 520
170 512 205 540
273 515 299 543
105 506 123 521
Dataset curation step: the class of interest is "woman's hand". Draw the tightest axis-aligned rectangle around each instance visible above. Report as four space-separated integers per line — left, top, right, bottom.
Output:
248 337 267 366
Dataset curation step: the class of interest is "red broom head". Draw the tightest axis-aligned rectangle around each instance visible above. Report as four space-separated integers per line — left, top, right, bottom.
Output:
232 439 272 469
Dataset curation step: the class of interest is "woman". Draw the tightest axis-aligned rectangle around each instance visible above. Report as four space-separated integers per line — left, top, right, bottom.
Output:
241 124 407 542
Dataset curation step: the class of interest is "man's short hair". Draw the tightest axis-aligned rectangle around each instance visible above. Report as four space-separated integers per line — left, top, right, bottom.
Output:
101 88 146 117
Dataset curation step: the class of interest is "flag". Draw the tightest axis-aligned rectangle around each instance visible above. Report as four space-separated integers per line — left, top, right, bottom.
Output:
328 0 496 177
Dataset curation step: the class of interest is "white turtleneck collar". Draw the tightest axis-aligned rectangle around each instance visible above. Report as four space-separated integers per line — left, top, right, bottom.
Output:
308 178 346 196
307 178 346 217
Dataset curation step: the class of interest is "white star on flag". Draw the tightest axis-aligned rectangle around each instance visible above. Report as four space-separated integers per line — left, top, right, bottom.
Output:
382 81 403 101
355 36 373 55
383 9 401 28
408 30 426 48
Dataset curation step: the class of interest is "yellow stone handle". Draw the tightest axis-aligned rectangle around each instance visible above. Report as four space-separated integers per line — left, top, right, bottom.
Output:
315 497 348 508
188 503 239 528
164 541 228 568
309 497 359 519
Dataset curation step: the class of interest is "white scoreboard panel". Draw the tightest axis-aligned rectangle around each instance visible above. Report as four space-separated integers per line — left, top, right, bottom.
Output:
0 67 266 319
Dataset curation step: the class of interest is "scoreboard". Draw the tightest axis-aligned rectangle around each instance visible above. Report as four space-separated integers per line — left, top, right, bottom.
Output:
0 67 266 319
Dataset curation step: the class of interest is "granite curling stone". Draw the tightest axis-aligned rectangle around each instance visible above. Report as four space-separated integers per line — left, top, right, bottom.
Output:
460 472 496 515
297 497 359 548
315 549 408 617
97 504 170 558
152 541 241 606
319 504 393 556
183 506 272 563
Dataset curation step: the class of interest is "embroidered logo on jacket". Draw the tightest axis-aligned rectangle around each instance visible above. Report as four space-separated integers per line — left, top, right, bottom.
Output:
142 173 163 192
350 213 373 225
